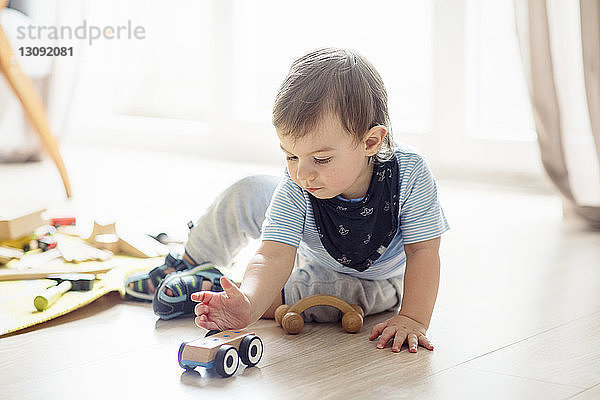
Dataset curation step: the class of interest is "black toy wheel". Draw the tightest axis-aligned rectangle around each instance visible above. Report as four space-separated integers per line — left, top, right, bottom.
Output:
239 335 263 367
205 329 220 337
178 342 194 370
214 345 239 377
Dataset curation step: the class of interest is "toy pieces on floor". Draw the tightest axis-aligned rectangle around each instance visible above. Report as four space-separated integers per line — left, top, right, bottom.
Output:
148 232 169 244
33 273 95 311
0 246 24 264
0 209 46 241
49 217 76 227
37 236 57 252
118 232 168 258
49 217 80 237
178 329 263 378
275 294 364 334
15 248 63 270
87 221 168 258
7 234 112 267
56 235 112 263
1 225 57 253
0 234 34 250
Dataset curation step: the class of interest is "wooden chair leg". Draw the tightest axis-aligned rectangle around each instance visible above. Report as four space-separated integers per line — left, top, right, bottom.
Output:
0 21 72 198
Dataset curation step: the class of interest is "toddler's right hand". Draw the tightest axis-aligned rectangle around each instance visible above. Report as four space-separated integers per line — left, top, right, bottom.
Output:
191 276 252 331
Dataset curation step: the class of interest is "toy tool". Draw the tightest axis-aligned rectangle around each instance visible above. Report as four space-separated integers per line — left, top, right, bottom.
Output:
34 273 95 311
275 294 364 334
178 329 263 378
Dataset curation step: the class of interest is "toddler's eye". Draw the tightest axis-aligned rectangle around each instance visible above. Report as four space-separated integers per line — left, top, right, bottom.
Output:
314 157 332 164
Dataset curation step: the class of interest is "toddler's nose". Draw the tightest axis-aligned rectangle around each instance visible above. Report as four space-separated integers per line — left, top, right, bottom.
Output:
296 162 316 182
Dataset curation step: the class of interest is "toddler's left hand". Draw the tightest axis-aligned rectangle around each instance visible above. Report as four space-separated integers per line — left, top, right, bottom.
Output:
369 314 434 353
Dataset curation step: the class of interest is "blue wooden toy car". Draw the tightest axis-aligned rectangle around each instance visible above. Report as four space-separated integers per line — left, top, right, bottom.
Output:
178 329 263 377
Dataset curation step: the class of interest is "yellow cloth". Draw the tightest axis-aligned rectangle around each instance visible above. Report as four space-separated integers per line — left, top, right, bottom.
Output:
0 256 163 336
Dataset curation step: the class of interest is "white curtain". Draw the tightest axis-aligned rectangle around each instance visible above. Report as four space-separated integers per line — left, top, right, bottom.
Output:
515 0 600 228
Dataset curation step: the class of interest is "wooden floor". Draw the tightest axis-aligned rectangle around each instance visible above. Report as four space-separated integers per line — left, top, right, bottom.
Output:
1 144 599 399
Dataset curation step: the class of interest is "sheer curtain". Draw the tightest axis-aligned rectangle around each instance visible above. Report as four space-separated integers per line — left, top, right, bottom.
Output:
515 0 600 228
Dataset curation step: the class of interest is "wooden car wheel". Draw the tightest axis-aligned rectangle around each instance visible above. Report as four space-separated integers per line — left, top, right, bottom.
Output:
239 335 263 366
351 304 364 318
281 311 304 334
274 304 290 325
214 345 239 378
341 311 363 333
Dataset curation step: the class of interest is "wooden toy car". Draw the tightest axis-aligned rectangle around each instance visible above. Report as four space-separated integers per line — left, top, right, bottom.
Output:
275 294 364 334
178 329 263 377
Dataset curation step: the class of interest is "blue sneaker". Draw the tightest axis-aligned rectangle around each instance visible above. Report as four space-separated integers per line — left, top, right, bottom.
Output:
153 263 224 320
125 252 194 302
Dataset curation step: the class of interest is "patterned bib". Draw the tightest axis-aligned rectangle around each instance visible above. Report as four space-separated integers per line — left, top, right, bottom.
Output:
308 155 399 272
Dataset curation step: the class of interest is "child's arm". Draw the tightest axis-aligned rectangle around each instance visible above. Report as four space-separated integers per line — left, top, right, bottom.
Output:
191 240 297 331
369 236 440 352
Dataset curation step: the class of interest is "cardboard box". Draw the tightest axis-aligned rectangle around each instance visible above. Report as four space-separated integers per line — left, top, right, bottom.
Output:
0 209 46 241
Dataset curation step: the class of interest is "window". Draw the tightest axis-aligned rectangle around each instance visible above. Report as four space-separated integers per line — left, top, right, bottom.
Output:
466 0 536 141
66 0 542 181
230 0 432 133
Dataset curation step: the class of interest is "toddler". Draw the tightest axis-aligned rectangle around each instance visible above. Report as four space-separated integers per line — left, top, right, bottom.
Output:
128 47 449 353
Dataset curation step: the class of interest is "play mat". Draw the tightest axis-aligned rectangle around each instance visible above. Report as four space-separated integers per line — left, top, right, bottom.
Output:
0 256 163 336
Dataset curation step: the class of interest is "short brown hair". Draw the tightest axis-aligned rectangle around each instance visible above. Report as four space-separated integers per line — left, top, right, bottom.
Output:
272 47 394 161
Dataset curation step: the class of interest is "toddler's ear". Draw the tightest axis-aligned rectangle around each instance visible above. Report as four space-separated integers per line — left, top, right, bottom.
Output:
364 125 387 155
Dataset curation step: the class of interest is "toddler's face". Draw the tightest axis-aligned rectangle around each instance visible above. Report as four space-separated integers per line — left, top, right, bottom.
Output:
277 114 373 200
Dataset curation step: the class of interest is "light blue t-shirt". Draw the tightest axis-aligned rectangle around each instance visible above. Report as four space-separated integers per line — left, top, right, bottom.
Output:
261 144 450 280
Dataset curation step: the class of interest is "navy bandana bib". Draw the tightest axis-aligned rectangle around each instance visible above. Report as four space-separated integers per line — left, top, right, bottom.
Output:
308 155 400 272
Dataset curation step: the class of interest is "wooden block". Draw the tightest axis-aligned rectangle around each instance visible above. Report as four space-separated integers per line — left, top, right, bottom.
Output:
86 220 168 258
86 221 117 241
92 234 120 254
0 209 46 241
118 233 168 258
0 246 24 264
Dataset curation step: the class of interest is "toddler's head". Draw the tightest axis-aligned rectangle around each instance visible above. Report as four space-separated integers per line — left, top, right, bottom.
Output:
272 47 393 162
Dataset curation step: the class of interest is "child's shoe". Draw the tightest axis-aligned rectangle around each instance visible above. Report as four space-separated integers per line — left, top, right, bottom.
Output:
153 263 224 320
125 252 194 301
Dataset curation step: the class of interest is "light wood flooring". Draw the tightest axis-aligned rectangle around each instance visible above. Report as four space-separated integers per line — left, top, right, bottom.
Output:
1 144 599 400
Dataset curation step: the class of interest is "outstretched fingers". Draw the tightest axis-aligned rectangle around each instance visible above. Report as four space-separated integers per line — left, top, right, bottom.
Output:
418 334 434 351
369 322 388 341
194 314 220 330
194 303 210 316
191 290 215 304
376 326 398 349
370 315 434 353
191 290 220 329
406 333 418 352
219 276 243 299
403 334 434 352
